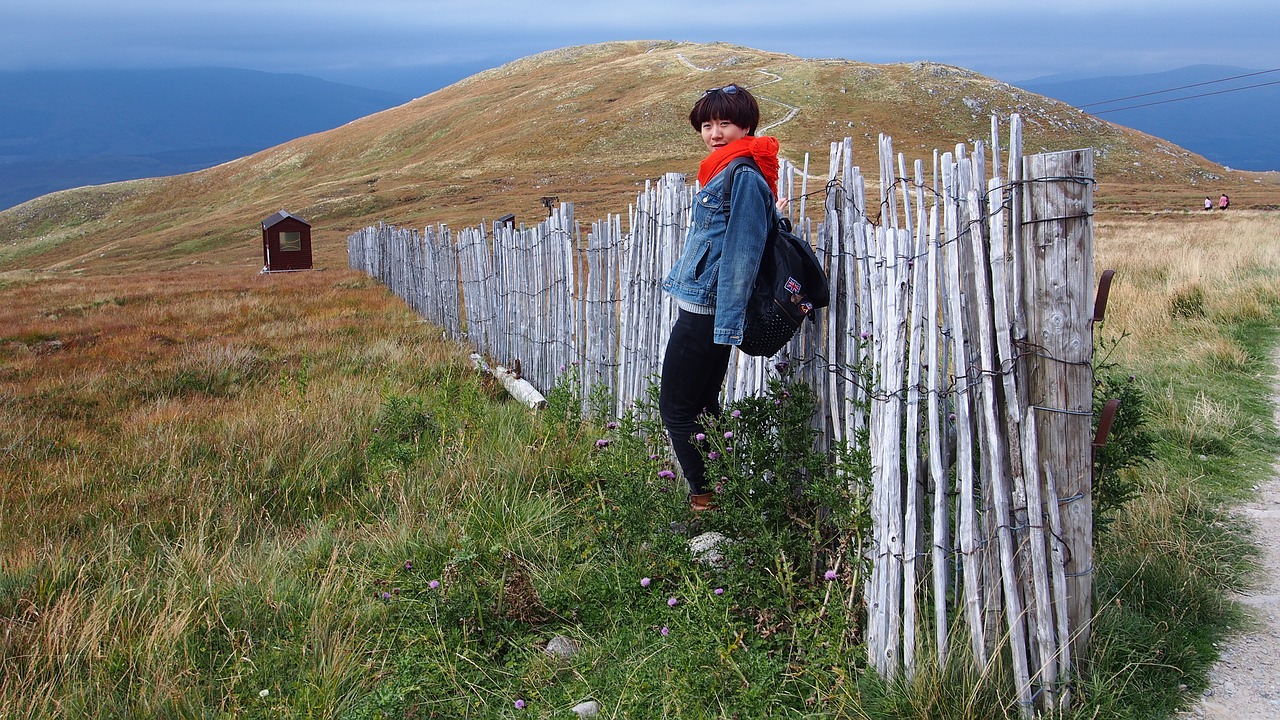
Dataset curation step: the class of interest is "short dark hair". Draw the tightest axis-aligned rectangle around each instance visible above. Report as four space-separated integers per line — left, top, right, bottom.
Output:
688 83 759 136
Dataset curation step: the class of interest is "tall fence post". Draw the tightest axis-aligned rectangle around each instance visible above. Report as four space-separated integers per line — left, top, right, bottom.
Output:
1018 148 1096 684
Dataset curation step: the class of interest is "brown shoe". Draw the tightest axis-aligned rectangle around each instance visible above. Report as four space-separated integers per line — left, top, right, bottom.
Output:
689 492 717 512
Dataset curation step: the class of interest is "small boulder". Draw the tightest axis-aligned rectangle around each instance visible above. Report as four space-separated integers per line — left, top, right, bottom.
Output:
544 635 579 660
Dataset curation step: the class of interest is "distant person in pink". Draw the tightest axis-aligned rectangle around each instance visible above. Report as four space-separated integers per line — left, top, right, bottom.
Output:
1219 193 1230 210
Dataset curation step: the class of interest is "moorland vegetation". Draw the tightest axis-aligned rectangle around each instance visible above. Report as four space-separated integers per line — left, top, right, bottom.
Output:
3 41 1280 718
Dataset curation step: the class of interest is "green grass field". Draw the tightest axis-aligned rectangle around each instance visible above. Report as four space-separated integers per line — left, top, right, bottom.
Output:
2 210 1279 718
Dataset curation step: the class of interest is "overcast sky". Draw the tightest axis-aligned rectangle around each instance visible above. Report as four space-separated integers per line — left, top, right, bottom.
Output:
3 0 1276 94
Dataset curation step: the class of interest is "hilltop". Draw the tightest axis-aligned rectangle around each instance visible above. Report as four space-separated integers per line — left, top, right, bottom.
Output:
2 40 1278 279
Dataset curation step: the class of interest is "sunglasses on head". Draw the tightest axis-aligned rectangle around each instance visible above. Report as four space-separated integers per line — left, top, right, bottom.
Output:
703 84 739 96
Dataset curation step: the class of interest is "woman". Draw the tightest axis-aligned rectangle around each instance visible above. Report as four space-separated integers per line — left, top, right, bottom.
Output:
659 83 780 513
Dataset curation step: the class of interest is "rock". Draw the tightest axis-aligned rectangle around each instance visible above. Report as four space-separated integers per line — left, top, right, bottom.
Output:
571 700 601 717
544 635 579 659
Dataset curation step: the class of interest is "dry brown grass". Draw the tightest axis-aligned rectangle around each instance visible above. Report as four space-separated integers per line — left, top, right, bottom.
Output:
0 265 462 551
0 253 560 713
1096 209 1280 367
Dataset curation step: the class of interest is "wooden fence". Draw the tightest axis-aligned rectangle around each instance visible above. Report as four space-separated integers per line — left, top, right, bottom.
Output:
348 114 1097 716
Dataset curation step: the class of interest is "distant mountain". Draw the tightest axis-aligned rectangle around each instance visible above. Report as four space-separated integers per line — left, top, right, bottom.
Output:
0 68 410 210
1020 65 1280 172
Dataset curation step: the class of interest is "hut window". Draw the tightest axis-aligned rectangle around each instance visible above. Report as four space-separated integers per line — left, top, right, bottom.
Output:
280 231 302 251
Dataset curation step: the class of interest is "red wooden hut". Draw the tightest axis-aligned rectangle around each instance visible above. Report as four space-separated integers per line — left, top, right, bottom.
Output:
261 210 313 272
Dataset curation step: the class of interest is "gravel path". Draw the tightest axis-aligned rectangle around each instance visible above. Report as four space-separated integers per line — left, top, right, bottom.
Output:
1180 354 1280 719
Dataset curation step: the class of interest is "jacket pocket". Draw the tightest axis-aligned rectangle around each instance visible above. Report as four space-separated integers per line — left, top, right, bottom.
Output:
691 240 714 282
692 189 723 235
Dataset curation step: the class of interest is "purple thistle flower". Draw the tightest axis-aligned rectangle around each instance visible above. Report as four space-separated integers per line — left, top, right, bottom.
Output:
380 591 392 601
429 580 440 590
708 451 720 460
404 561 413 571
714 587 725 595
668 597 678 607
606 421 618 430
650 453 660 460
775 360 790 372
824 570 838 581
723 431 734 439
731 409 742 418
695 432 706 442
515 699 526 709
658 470 675 480
724 446 733 453
595 438 610 448
641 577 651 587
660 626 670 636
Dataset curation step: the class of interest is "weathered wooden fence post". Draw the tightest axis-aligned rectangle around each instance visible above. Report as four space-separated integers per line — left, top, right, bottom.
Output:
1018 148 1096 690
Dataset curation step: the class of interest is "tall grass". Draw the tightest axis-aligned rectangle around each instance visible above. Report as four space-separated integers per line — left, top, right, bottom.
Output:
1081 210 1280 718
2 210 1279 718
0 269 468 716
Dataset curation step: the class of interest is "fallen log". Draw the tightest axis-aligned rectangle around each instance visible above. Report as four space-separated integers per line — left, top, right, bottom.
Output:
470 353 547 409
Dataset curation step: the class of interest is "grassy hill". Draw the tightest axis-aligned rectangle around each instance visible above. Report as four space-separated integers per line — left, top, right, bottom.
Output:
3 40 1278 280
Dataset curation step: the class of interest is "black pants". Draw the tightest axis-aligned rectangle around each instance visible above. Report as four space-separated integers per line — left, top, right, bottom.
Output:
659 310 732 495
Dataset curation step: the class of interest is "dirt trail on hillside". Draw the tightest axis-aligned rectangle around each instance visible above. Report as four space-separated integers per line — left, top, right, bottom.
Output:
1181 349 1280 719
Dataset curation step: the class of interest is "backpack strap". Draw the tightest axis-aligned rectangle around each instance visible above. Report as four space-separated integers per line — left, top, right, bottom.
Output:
721 155 781 227
721 156 761 212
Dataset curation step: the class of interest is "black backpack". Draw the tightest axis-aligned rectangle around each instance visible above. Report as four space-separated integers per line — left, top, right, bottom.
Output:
723 157 830 357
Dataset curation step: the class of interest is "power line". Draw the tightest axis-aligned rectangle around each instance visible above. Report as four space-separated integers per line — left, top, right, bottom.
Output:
1077 67 1280 108
1091 79 1280 114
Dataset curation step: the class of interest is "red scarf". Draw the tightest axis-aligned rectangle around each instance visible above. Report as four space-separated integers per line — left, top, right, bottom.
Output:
698 136 780 195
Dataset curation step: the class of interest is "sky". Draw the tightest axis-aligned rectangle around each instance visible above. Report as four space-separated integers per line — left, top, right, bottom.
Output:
2 0 1277 95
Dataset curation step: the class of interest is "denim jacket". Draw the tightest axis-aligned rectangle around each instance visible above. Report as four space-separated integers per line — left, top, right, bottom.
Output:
661 163 773 345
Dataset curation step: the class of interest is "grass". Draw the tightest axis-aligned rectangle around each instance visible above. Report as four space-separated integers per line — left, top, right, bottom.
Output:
1080 209 1280 718
2 210 1280 718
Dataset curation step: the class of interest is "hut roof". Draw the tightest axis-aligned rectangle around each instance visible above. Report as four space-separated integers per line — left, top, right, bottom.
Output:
261 210 310 229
